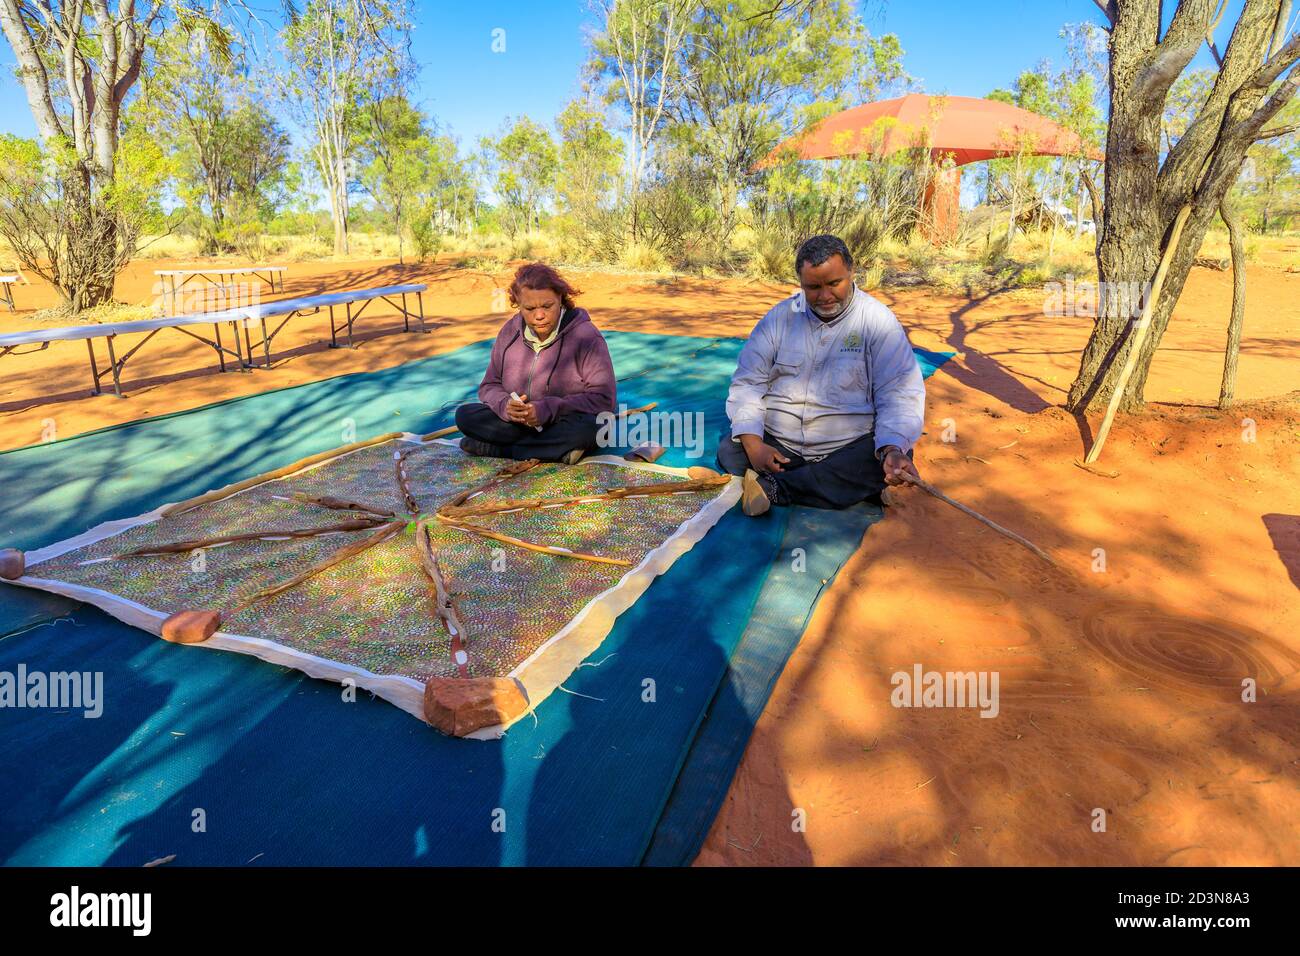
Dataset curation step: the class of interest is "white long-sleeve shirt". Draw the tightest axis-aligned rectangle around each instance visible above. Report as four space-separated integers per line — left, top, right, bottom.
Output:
725 286 926 460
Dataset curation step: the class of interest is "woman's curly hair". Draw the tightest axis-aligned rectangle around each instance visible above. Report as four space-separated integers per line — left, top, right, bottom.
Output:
508 262 581 311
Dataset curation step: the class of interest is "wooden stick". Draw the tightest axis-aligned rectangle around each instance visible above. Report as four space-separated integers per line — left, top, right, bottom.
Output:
287 493 395 518
603 475 730 497
619 401 658 416
1072 460 1120 479
421 424 460 441
110 517 390 559
162 431 405 517
443 458 541 509
437 474 731 520
899 474 1056 566
435 514 632 567
227 519 406 613
415 520 470 646
419 401 659 443
393 448 421 515
1083 204 1192 464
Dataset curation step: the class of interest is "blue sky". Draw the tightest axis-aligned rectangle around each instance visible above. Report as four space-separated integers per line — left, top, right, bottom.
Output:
0 1 1236 153
408 0 1115 147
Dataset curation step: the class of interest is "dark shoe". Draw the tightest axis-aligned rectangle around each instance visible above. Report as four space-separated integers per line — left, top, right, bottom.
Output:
460 436 507 458
742 469 771 517
561 448 587 466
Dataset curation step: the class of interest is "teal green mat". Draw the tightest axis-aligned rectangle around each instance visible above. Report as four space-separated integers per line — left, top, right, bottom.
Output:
0 331 950 865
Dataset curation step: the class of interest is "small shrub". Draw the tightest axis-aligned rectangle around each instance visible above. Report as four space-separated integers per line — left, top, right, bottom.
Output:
858 258 885 291
619 241 669 272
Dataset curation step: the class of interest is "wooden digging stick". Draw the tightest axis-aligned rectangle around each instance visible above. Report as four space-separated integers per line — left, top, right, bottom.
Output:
226 519 407 614
108 517 390 559
394 448 422 515
161 431 406 517
899 474 1056 566
419 401 660 443
434 514 633 567
443 459 542 509
415 520 470 646
286 493 395 518
1083 204 1192 464
437 474 732 520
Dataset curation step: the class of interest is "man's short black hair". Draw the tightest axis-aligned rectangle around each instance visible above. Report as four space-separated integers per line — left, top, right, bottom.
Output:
795 234 853 275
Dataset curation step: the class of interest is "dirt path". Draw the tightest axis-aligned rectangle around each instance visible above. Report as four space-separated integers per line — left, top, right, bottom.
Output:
2 255 1297 866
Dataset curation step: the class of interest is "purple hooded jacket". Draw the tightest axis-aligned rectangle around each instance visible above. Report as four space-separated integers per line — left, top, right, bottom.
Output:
477 308 617 426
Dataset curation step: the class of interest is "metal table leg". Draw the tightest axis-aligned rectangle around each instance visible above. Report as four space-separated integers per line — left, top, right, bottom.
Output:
104 335 124 398
214 323 227 373
86 338 102 395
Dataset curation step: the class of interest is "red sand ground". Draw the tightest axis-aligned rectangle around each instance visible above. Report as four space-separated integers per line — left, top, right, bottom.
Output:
2 254 1297 866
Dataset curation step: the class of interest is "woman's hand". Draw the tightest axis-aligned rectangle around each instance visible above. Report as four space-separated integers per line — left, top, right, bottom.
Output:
507 393 541 428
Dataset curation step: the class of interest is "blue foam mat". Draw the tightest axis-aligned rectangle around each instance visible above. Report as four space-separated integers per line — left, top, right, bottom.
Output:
0 330 950 865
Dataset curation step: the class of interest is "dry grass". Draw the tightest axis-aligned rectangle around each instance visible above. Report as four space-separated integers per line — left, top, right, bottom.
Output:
26 301 157 327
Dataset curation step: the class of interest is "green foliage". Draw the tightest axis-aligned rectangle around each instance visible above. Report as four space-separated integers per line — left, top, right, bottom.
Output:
551 96 625 262
357 93 433 261
278 0 414 255
1236 99 1300 233
554 98 623 219
143 27 291 254
480 116 558 237
410 207 444 260
657 0 888 245
0 132 169 312
1164 69 1216 151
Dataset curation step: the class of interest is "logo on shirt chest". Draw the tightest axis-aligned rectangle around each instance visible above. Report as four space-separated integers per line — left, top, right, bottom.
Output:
840 331 863 353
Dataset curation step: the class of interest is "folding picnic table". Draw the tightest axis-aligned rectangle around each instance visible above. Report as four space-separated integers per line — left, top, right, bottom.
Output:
154 265 288 315
0 283 429 399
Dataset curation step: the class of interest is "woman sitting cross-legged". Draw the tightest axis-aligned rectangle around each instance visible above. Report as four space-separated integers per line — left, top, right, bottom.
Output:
455 262 616 464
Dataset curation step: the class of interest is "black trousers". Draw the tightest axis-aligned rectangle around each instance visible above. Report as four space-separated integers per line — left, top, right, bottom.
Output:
715 429 895 510
455 402 601 462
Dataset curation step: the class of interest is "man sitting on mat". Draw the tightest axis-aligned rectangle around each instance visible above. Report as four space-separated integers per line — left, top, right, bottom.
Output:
457 262 617 464
718 234 926 516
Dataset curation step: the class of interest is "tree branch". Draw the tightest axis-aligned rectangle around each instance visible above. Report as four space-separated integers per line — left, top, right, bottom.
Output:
1257 120 1300 137
1132 0 1221 110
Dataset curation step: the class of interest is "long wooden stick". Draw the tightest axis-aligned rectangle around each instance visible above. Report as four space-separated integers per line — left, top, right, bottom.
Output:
443 458 541 509
1083 204 1192 464
393 448 421 515
109 517 389 559
162 431 405 517
286 493 395 518
435 514 632 567
422 425 460 441
415 520 470 646
437 474 731 520
900 474 1055 566
227 520 406 613
419 402 660 443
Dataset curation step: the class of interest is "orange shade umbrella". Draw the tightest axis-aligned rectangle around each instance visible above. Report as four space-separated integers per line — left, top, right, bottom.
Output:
768 93 1103 167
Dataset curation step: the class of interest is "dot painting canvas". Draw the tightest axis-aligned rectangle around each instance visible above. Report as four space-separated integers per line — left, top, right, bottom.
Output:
5 436 740 738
